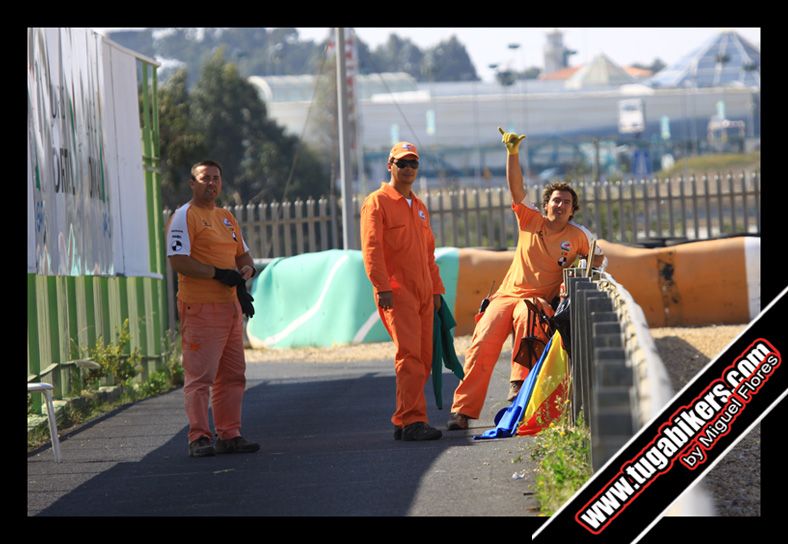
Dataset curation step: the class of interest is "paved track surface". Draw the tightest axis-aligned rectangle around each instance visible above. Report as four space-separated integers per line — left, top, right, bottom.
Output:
28 349 543 518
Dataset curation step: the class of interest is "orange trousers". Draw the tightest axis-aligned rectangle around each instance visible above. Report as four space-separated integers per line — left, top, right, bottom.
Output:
179 300 247 444
378 288 434 428
450 294 553 419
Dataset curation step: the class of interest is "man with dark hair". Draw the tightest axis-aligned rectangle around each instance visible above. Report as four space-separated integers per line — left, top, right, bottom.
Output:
167 160 260 457
360 142 446 441
447 129 606 431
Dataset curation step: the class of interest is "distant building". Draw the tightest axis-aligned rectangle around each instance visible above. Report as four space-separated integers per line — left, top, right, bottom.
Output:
543 30 575 74
625 66 653 79
248 30 760 190
648 30 760 88
541 62 651 84
540 66 581 81
564 54 637 90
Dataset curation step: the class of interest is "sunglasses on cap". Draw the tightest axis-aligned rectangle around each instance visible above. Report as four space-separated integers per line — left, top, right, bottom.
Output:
393 159 419 169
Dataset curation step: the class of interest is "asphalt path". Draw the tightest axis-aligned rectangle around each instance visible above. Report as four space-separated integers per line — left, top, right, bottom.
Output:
28 349 543 517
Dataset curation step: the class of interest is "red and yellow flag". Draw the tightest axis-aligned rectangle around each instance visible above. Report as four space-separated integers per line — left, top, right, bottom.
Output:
517 330 570 436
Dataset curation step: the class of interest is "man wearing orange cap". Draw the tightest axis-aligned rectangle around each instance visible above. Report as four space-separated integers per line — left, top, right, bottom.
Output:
447 129 606 431
360 142 445 441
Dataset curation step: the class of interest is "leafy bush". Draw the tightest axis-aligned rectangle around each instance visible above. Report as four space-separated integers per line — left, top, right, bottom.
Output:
136 370 171 397
82 319 143 388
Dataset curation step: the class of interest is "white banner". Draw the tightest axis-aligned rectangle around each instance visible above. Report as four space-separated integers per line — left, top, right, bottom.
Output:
27 28 150 277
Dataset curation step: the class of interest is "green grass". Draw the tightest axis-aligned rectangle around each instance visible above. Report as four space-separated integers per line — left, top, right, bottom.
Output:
530 407 592 516
657 151 760 178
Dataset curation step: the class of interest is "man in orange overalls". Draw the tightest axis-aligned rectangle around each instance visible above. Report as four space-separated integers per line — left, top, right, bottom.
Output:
447 129 606 431
360 142 445 441
167 160 260 457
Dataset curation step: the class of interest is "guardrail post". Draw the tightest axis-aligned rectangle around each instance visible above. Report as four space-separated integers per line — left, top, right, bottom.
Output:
567 267 639 471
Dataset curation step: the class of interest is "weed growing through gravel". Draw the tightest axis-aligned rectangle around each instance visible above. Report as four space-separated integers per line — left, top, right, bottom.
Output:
530 402 592 516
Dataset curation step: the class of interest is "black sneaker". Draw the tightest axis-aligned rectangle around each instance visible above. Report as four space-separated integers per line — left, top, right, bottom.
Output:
447 412 470 431
394 426 403 440
215 436 260 454
189 436 215 457
401 422 442 441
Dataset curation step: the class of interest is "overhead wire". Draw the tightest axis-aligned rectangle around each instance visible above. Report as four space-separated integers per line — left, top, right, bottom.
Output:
247 38 331 205
246 34 333 259
375 72 424 151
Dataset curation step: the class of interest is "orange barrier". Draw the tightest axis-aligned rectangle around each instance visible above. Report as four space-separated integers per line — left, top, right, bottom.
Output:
455 249 513 335
453 237 759 331
598 237 758 327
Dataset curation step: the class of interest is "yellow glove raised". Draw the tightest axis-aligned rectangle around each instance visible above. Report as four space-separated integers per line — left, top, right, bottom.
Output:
498 127 526 155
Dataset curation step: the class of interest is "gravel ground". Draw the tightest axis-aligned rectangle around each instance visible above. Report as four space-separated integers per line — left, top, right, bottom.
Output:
248 323 759 516
649 324 760 516
245 336 477 365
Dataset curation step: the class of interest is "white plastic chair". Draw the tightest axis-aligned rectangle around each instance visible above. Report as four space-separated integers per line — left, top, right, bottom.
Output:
28 382 62 463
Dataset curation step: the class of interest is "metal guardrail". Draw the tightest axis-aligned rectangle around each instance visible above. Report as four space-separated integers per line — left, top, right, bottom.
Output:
565 269 636 470
565 266 714 515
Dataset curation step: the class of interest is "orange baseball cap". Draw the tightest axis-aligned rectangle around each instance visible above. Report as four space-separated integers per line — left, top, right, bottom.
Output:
389 141 420 160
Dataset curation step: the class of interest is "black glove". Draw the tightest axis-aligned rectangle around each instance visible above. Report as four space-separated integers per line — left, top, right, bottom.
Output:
237 282 255 318
213 267 244 287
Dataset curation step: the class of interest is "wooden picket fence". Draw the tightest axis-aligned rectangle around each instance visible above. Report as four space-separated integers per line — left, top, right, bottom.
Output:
190 171 760 256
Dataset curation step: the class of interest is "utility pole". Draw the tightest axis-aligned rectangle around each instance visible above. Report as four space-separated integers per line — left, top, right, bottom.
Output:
335 27 355 249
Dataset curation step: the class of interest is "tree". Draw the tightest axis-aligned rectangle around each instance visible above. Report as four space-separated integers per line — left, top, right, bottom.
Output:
421 36 479 82
157 68 207 209
189 50 269 203
157 50 328 207
495 70 517 87
305 53 364 199
649 58 667 74
355 37 379 74
110 28 485 84
373 35 424 79
306 55 340 195
631 58 666 74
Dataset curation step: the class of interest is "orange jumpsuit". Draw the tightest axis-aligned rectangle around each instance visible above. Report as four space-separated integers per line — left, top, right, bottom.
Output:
167 202 250 444
360 182 445 428
451 201 594 419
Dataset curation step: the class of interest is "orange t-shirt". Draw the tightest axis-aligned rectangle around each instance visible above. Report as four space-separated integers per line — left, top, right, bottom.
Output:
166 203 249 303
497 201 595 301
360 182 445 301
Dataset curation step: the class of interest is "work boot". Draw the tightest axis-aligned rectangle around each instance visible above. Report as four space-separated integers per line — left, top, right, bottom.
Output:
215 436 260 454
447 412 469 431
507 380 524 402
189 436 215 457
401 422 442 441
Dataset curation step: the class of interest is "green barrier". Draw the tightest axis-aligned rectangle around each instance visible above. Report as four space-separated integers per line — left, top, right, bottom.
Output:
247 248 459 348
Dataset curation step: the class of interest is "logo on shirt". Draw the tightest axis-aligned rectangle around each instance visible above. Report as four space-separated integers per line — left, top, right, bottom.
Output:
223 218 232 227
561 241 571 251
231 230 238 241
171 240 183 252
558 256 568 267
418 210 426 221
